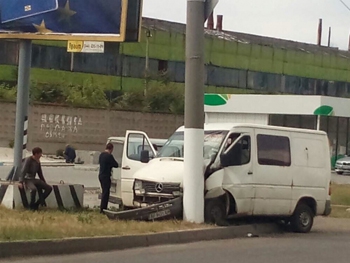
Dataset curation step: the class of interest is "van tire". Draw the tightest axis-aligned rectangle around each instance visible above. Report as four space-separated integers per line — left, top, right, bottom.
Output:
290 203 314 233
205 198 228 226
336 171 344 175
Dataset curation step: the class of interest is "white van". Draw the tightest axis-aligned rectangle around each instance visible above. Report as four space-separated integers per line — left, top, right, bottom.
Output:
127 123 332 233
106 136 167 208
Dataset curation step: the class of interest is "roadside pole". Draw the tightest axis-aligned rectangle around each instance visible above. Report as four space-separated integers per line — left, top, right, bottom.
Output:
6 40 32 181
183 0 206 223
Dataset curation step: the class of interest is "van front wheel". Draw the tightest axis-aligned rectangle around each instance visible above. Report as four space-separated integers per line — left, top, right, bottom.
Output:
290 204 314 233
204 198 228 226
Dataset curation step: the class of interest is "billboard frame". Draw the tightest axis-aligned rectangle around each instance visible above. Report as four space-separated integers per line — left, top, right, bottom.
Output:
0 0 143 42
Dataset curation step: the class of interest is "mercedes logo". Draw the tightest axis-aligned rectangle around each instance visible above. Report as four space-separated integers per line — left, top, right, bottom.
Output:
155 183 163 193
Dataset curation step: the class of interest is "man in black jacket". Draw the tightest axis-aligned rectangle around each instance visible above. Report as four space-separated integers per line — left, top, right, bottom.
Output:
19 147 53 210
98 143 119 214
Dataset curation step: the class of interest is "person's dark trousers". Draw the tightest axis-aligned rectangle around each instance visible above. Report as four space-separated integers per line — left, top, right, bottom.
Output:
99 175 111 213
25 179 53 210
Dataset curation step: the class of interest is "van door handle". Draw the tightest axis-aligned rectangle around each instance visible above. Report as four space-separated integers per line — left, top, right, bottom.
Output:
122 166 130 170
248 171 253 175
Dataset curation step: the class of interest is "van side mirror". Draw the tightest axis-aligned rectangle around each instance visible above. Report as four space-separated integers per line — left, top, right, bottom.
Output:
220 153 231 168
140 150 150 163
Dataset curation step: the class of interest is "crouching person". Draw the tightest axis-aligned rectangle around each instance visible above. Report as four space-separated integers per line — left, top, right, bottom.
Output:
19 147 53 211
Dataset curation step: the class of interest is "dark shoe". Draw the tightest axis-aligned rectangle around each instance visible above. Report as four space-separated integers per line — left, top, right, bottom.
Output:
29 203 39 211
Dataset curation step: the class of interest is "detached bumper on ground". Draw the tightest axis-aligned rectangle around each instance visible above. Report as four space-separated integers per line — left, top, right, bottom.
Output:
104 197 183 221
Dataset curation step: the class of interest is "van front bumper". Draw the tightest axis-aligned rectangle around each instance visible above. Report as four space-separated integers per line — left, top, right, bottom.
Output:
133 191 182 208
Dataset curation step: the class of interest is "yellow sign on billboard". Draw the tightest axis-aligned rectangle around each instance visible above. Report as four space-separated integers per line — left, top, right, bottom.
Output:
67 41 83 52
67 41 104 53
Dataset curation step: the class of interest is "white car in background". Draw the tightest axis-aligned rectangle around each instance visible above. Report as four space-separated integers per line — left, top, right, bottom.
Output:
335 156 350 175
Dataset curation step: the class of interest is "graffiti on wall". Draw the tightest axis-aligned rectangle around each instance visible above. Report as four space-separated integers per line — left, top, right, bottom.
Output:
40 114 83 139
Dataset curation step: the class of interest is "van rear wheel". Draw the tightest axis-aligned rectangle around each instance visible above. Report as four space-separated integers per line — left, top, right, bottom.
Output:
205 198 228 226
290 203 314 233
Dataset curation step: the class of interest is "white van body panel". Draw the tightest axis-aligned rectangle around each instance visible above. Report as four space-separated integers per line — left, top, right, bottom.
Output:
290 133 331 215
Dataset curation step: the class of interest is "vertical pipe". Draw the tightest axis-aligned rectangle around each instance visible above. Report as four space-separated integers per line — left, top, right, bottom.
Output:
70 52 74 71
207 12 214 29
335 117 340 164
328 27 331 47
317 19 322 46
144 30 150 96
184 0 205 223
346 118 349 155
216 15 223 31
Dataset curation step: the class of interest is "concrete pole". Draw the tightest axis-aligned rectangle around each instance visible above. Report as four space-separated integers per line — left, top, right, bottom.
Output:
183 0 205 223
7 40 32 181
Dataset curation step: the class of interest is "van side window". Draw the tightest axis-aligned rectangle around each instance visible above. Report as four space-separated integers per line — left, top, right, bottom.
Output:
110 142 123 166
224 136 251 166
127 134 154 161
257 134 291 166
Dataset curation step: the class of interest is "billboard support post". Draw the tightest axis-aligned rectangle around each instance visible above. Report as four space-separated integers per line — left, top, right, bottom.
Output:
7 39 32 181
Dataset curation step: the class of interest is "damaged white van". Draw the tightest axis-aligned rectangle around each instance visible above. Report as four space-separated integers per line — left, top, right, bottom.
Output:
127 123 332 233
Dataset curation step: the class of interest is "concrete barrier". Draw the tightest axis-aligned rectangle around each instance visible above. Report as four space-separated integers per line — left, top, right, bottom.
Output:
0 181 84 209
76 150 100 165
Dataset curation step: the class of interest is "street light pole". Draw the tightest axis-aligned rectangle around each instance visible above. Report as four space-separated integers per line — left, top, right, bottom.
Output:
183 0 205 223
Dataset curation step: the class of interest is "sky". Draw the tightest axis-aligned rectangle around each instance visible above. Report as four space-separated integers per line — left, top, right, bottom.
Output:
142 0 350 50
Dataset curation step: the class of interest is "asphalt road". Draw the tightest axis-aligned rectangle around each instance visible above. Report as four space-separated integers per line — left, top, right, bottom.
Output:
331 172 350 184
3 218 350 263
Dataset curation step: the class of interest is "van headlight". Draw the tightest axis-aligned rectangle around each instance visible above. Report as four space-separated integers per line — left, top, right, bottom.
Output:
134 180 143 190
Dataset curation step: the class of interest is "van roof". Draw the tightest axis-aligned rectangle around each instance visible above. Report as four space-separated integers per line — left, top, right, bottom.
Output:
107 137 167 145
176 123 327 136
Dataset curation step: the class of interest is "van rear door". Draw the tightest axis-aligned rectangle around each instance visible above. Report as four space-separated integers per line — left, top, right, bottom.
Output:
121 130 157 207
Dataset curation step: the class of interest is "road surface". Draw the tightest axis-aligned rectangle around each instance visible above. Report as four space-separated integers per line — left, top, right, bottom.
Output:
2 217 350 263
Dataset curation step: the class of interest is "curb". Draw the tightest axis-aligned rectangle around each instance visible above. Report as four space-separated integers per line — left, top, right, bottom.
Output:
0 223 282 259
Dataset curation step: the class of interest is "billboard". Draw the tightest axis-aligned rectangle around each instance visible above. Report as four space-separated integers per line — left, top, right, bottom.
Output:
0 0 143 42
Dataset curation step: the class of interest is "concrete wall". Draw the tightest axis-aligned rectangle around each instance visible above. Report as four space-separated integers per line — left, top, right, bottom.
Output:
0 102 183 154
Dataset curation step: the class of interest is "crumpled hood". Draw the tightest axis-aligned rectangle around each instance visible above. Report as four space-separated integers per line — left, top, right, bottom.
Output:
133 158 184 184
133 157 210 186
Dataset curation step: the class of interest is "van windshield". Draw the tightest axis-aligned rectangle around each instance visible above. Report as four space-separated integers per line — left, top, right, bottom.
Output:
157 130 228 160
